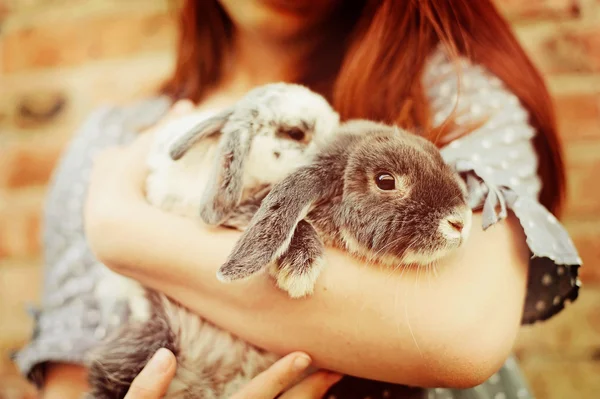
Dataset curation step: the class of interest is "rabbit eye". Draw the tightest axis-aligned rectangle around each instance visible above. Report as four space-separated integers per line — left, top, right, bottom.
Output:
286 128 306 141
375 173 395 190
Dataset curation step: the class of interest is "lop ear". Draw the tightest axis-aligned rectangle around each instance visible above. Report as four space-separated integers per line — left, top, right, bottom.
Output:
198 119 258 225
217 166 329 282
169 108 234 161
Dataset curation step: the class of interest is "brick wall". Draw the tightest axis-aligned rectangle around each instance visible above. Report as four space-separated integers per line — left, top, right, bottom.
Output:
0 1 599 398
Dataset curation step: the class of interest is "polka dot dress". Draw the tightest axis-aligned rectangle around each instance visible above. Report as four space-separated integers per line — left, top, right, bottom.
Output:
12 45 581 399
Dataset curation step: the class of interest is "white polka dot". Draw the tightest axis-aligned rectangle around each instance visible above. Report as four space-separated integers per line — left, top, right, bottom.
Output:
553 296 562 306
489 373 500 384
87 310 100 324
517 387 529 398
509 149 520 159
503 128 515 144
382 390 390 398
439 83 451 97
471 104 482 115
471 153 481 162
495 393 507 399
434 112 446 125
487 120 499 129
505 356 517 370
500 160 510 169
542 274 553 286
94 326 106 340
489 98 501 108
552 242 561 251
509 177 520 186
527 220 535 228
485 166 494 174
110 315 122 326
489 76 502 87
535 300 546 312
518 168 531 178
481 139 492 149
557 266 565 276
450 140 461 149
59 341 73 351
507 94 519 105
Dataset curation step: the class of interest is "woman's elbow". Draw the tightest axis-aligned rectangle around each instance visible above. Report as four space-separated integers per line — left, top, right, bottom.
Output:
432 335 515 389
427 303 522 388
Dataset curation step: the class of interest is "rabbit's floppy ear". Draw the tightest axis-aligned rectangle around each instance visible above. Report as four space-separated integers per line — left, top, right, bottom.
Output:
169 108 234 161
198 117 258 225
217 165 329 282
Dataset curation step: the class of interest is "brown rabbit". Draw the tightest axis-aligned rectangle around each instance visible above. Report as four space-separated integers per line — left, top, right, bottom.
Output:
218 119 473 298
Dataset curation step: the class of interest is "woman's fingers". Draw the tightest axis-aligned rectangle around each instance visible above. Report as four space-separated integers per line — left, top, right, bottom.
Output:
280 370 343 398
229 352 313 399
124 348 177 399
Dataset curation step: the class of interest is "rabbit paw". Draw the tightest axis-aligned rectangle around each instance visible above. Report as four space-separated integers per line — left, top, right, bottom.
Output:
269 255 325 298
268 220 325 298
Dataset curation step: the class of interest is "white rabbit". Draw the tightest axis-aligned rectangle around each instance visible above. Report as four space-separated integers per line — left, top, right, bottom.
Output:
86 83 340 399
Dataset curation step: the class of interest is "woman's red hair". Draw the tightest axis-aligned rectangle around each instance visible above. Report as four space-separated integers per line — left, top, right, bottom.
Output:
162 0 565 215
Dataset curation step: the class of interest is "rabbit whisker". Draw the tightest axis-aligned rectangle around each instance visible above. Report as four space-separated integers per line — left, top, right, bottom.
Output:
404 268 423 358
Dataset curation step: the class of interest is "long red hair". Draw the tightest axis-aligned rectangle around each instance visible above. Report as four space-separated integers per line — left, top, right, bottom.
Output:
162 0 565 215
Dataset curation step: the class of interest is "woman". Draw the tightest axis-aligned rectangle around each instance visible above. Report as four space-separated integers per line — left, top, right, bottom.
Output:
14 0 582 398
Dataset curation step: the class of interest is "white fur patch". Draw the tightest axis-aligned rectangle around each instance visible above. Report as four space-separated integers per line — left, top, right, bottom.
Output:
95 269 151 323
269 256 325 298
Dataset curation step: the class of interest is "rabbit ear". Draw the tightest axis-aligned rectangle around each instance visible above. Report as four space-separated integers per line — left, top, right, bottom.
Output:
217 166 329 282
198 119 258 225
169 108 234 161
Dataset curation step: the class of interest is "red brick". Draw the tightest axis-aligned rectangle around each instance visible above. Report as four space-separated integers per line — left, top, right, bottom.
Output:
0 193 45 259
554 94 600 142
0 140 65 189
2 11 175 73
0 374 38 399
494 0 581 22
567 226 600 283
543 28 600 74
512 23 600 75
0 261 41 399
563 154 600 218
514 287 600 356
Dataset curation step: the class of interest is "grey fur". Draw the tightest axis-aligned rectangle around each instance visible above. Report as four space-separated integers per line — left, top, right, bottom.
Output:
169 108 235 161
219 120 472 298
86 83 340 399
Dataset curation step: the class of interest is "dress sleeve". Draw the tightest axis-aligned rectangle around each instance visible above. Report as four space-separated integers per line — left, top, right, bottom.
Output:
11 98 170 387
423 47 583 325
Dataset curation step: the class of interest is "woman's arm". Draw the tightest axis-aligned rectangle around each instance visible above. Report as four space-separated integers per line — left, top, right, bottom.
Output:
84 133 529 389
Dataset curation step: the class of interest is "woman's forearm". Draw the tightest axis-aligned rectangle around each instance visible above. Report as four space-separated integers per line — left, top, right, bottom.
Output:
93 201 529 389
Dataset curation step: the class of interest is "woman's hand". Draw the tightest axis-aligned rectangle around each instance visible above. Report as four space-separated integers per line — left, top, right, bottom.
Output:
83 100 196 264
124 348 342 399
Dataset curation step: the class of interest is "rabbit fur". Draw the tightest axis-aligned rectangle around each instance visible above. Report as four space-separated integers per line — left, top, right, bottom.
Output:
85 83 340 399
218 119 473 299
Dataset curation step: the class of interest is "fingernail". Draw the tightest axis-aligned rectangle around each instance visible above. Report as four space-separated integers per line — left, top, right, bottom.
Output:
293 354 312 371
326 372 343 384
172 100 194 114
148 348 173 373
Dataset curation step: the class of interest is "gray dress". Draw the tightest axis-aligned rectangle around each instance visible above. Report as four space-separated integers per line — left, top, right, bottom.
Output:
13 47 582 399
